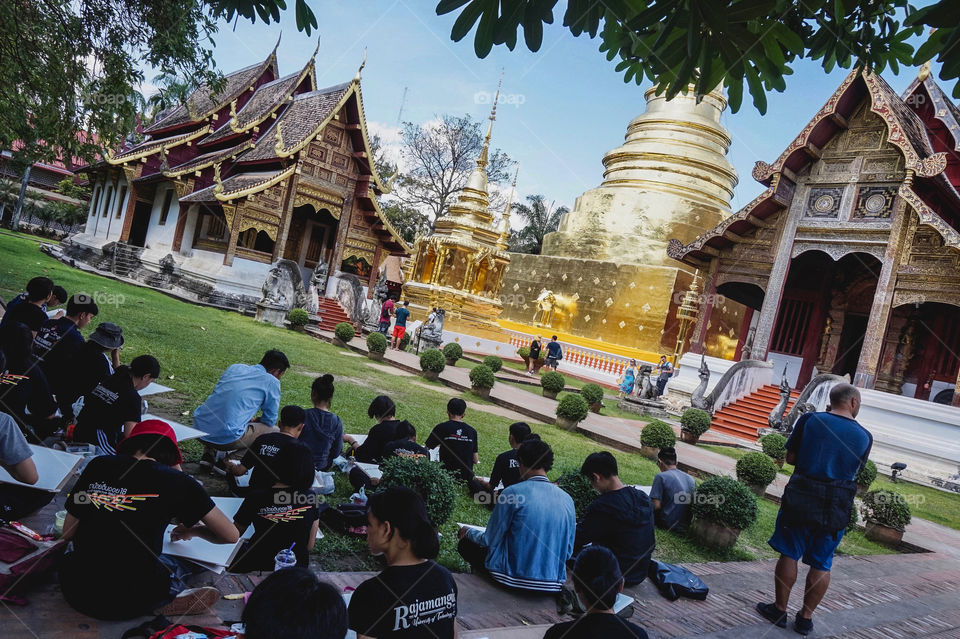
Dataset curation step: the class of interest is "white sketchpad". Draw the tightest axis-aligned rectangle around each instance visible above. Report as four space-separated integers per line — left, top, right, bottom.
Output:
356 462 382 480
346 433 367 446
162 496 251 573
140 382 174 397
613 593 634 614
235 469 329 491
457 522 486 535
631 485 653 495
141 413 206 442
0 445 83 492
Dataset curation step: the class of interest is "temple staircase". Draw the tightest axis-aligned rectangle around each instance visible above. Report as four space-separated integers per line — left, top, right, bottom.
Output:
710 384 801 440
316 297 358 335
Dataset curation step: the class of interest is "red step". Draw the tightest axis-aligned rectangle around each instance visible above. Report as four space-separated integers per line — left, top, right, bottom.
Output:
316 297 359 335
710 384 802 441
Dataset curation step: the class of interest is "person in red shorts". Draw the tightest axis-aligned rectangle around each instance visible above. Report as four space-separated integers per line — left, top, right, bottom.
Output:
391 300 410 349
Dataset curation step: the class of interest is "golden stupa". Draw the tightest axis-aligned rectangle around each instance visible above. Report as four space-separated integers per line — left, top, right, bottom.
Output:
402 87 513 339
499 85 745 360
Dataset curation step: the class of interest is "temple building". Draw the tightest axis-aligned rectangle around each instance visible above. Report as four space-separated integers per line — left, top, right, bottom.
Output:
669 66 960 405
402 90 512 339
63 43 408 310
498 85 744 361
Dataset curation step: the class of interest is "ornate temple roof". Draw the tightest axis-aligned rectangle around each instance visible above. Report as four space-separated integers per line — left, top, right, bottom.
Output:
161 140 255 178
179 167 295 203
106 126 211 164
669 69 959 266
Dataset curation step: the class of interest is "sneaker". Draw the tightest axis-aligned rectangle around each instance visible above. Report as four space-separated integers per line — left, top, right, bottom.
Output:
793 614 813 636
198 448 216 469
212 459 230 476
156 586 220 617
755 602 787 628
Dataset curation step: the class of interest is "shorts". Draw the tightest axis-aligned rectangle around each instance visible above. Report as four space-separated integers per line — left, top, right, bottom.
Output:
545 356 559 368
768 510 845 571
393 325 406 339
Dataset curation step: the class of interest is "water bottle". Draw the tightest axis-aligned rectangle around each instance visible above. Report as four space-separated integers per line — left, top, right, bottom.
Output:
274 548 297 571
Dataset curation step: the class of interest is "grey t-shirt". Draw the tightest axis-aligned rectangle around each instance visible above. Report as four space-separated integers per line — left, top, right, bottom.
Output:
0 412 32 467
650 468 696 533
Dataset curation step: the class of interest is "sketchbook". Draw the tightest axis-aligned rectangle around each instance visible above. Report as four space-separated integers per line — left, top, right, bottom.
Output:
161 496 251 573
140 382 174 397
0 445 83 492
141 413 206 442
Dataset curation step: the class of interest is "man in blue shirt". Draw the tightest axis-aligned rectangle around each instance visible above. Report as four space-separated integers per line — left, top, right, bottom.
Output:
544 336 563 371
390 300 410 350
194 350 289 466
457 438 575 592
756 383 872 636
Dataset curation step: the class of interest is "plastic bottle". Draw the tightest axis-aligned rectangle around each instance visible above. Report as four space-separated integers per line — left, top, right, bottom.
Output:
274 548 297 571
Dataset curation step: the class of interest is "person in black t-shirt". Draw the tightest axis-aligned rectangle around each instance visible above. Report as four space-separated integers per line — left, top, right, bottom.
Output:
59 322 124 417
230 405 313 490
60 419 239 620
0 276 54 336
479 422 537 498
230 436 320 573
525 336 542 375
425 398 478 483
349 487 457 638
33 294 98 410
545 546 649 639
242 568 348 639
576 452 655 586
74 355 160 455
383 420 430 459
353 395 401 463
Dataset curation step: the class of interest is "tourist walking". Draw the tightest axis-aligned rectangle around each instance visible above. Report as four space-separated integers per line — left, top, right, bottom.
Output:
755 383 872 636
618 359 637 398
525 335 542 375
545 335 563 370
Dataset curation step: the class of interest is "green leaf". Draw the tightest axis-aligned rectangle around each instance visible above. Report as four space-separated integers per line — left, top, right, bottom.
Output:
436 0 472 15
745 65 767 114
475 0 497 57
450 0 486 42
523 2 545 51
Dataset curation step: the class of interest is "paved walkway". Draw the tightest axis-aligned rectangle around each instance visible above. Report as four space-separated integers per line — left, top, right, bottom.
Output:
319 329 960 559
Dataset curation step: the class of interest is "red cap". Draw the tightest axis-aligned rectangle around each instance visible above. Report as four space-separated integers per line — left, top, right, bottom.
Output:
125 419 182 465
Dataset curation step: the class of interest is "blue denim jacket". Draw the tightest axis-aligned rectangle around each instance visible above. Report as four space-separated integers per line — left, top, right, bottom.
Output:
466 475 575 591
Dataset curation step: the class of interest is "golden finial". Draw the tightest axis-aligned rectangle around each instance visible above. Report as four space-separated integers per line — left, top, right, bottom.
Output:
477 70 503 170
271 32 282 56
918 60 932 82
274 120 287 156
354 48 367 82
382 165 399 194
311 35 321 60
213 162 224 195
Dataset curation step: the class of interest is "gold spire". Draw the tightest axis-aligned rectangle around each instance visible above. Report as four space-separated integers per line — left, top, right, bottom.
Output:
311 35 321 61
477 72 502 170
354 48 367 82
498 167 518 249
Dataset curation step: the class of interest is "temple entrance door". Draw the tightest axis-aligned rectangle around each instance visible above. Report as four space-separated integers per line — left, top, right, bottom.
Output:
833 313 868 380
300 222 331 270
770 290 825 386
128 200 153 247
909 304 960 401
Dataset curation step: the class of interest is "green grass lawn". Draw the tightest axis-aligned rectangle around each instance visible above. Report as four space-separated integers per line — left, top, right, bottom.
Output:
0 233 895 569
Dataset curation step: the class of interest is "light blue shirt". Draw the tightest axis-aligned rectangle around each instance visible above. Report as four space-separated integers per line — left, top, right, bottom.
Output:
193 363 281 445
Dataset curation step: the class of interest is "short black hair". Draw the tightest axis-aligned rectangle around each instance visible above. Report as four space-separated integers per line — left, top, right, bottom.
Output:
26 277 54 302
551 335 558 340
242 568 347 639
368 395 396 420
508 422 531 443
403 300 409 306
311 374 335 402
518 438 553 472
259 349 290 372
51 286 68 305
581 451 618 479
66 293 98 317
447 397 466 417
658 446 678 465
367 486 439 559
117 433 180 467
130 354 160 378
572 545 623 610
394 419 416 440
280 404 306 429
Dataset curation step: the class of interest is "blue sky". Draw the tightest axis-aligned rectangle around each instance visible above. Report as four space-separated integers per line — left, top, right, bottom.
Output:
182 1 946 216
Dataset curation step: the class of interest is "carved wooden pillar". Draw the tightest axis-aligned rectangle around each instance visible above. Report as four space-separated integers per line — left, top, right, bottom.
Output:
688 264 717 355
368 243 383 295
118 165 143 242
170 180 194 252
272 168 301 263
223 204 242 266
854 197 910 388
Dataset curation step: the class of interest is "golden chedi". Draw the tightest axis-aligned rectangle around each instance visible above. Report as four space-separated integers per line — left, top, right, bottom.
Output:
402 90 511 339
499 85 744 360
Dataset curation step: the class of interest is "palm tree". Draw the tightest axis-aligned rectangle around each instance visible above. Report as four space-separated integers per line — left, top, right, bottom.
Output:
146 72 196 121
509 195 568 254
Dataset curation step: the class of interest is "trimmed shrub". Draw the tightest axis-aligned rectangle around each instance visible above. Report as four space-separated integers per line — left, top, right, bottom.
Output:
469 364 496 389
517 346 530 359
334 322 355 343
759 433 787 461
640 420 676 449
856 459 878 488
483 355 503 373
861 489 912 531
680 408 712 437
541 371 566 393
847 503 860 531
580 383 605 406
736 451 779 487
557 470 596 519
419 348 446 373
287 308 310 327
692 476 758 530
179 439 204 464
398 333 411 351
556 394 589 422
378 456 457 527
442 342 463 361
366 331 388 354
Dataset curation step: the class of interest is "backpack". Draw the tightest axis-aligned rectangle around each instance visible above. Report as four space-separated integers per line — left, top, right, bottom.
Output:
647 560 709 601
0 524 67 604
121 616 239 639
319 503 368 537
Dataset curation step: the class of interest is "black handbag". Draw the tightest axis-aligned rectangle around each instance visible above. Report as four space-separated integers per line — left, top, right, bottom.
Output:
647 560 709 601
780 473 857 532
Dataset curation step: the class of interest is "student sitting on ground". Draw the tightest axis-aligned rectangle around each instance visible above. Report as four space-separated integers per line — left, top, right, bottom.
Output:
426 398 479 487
480 422 537 495
650 446 696 533
33 293 98 416
299 374 346 471
194 349 288 467
576 451 655 586
0 409 53 520
59 322 124 416
0 325 59 435
382 420 430 459
73 354 160 455
544 545 650 639
60 419 239 620
45 286 68 319
228 405 311 488
0 277 54 334
241 567 348 639
229 431 319 573
458 438 576 592
349 486 458 639
352 395 402 463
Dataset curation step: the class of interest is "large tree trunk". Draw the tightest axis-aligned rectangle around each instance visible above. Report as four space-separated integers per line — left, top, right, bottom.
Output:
11 166 31 231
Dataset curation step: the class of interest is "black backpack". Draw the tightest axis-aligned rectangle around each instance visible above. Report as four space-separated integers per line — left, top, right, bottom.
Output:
647 560 709 601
